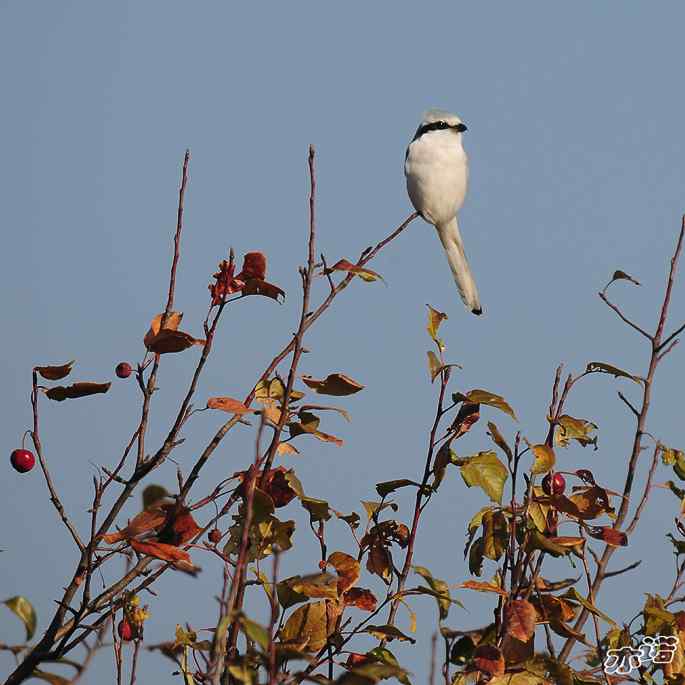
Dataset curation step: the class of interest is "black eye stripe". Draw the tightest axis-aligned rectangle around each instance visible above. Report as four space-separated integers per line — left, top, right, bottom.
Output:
412 120 466 141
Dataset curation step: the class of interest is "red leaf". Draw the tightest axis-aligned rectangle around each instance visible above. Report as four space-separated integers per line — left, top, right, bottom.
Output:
342 587 378 611
236 252 267 281
472 644 505 676
504 599 536 643
586 526 628 547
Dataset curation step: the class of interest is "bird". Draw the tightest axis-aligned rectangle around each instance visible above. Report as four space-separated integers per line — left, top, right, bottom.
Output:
405 109 482 315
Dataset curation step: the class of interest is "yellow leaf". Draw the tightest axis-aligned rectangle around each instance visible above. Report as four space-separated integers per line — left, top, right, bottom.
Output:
530 444 555 475
426 304 448 345
278 601 338 651
427 351 442 382
254 378 305 403
3 596 37 640
555 415 598 450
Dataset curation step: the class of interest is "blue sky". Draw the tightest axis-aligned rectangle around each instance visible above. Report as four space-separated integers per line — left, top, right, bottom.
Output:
2 2 685 682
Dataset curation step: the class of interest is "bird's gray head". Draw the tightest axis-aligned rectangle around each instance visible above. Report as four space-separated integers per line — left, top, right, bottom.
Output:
412 109 467 141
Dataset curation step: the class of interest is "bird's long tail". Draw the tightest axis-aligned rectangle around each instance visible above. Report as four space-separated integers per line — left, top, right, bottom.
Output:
436 217 482 315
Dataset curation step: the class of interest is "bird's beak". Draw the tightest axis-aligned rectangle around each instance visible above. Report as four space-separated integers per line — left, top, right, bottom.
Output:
454 123 467 133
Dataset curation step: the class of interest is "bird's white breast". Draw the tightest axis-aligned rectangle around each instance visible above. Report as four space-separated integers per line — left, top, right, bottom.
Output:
405 132 469 227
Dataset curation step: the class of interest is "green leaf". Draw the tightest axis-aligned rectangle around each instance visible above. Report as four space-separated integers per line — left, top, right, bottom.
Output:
142 484 169 509
561 588 617 626
413 566 451 620
277 577 309 609
375 480 420 498
361 500 398 520
285 470 305 498
432 442 456 491
487 422 513 462
453 389 517 421
459 451 508 504
300 497 331 522
555 415 598 450
364 624 415 644
3 596 37 640
482 511 508 561
239 614 270 651
585 362 642 385
335 510 361 531
365 647 412 685
526 530 571 558
469 537 485 576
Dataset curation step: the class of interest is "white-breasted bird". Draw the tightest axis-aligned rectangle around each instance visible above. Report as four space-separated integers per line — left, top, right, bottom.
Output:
405 109 482 315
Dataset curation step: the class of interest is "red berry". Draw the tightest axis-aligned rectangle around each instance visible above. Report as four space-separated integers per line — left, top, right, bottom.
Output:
115 362 133 379
118 619 134 641
208 528 222 544
10 449 35 473
542 472 566 496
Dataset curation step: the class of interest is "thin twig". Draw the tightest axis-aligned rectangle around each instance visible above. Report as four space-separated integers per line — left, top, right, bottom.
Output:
31 370 84 551
559 215 685 663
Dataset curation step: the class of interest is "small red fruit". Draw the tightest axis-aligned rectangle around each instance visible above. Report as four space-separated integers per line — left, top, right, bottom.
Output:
10 449 35 473
118 618 134 641
115 362 133 379
208 528 222 544
542 472 566 496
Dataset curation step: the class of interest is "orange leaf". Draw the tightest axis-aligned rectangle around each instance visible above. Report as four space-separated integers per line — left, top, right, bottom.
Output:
35 360 76 381
45 381 111 402
277 442 299 456
146 329 205 354
168 508 202 545
143 311 183 347
504 599 536 643
458 580 508 596
101 506 168 543
301 373 364 396
130 539 191 563
206 397 251 414
326 259 385 284
327 551 360 594
343 587 377 611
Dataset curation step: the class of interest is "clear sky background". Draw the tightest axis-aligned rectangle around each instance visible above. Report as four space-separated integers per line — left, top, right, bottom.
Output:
2 2 685 683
